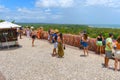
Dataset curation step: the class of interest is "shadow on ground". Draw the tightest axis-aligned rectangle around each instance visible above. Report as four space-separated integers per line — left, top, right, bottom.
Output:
80 55 87 57
0 45 22 51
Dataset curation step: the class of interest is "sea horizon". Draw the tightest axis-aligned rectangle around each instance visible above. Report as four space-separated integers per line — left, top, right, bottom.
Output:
88 24 120 29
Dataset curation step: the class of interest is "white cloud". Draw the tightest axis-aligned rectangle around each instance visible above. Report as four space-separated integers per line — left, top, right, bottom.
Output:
35 0 75 8
44 8 51 14
0 5 9 12
17 8 32 13
45 8 51 12
0 7 63 22
85 0 120 8
51 14 62 19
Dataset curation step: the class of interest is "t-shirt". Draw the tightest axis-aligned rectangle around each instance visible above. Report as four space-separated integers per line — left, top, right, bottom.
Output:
52 33 57 43
97 37 102 41
105 38 112 51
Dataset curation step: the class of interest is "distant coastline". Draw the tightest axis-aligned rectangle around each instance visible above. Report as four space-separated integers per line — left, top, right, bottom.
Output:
88 24 120 29
17 23 120 29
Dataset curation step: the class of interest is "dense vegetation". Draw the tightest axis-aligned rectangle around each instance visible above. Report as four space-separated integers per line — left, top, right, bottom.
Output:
18 23 120 39
0 19 5 22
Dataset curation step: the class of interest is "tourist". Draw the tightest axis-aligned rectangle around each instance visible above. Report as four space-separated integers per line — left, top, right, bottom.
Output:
26 27 31 38
57 33 64 58
80 30 87 49
16 27 19 39
31 30 36 47
48 28 51 42
114 36 120 71
104 33 114 68
96 33 104 55
82 33 89 56
102 37 106 54
19 27 23 39
52 29 59 56
51 30 55 43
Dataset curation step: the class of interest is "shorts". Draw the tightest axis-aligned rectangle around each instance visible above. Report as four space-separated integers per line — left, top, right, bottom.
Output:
54 42 58 48
96 41 103 46
105 51 113 59
32 35 36 39
83 42 88 47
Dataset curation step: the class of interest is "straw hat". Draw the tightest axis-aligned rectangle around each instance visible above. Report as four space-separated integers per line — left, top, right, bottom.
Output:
54 29 59 33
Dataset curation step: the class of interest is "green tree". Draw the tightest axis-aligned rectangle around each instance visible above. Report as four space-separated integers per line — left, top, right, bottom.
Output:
0 19 5 22
11 20 15 23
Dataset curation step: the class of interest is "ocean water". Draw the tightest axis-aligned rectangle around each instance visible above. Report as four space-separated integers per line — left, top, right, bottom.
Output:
88 24 120 28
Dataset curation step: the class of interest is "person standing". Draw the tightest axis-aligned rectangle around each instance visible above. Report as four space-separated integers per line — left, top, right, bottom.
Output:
26 28 31 38
104 33 114 68
19 27 23 39
82 33 89 56
48 28 51 42
52 29 59 57
114 36 120 71
96 33 104 55
57 33 64 58
79 31 86 49
31 30 36 47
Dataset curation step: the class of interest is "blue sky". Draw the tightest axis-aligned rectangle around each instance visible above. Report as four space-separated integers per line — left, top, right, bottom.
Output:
0 0 120 24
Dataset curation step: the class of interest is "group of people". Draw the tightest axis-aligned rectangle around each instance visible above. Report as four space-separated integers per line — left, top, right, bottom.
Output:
18 27 120 71
81 31 120 71
104 33 120 71
48 29 65 58
17 27 37 47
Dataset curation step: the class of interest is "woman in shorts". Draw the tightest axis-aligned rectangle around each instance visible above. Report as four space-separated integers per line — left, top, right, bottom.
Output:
96 34 104 55
31 31 36 47
82 33 89 56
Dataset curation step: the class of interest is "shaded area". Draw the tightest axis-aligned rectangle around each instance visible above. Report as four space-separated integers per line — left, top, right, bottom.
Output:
0 45 22 51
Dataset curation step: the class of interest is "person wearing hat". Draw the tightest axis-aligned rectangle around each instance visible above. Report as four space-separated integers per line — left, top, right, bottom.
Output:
104 33 114 68
52 29 59 56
